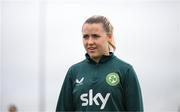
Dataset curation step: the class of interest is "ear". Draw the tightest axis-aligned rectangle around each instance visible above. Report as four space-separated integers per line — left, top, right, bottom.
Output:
107 34 113 41
107 34 116 51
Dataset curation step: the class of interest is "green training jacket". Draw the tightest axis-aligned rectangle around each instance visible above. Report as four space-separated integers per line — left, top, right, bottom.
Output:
56 53 143 112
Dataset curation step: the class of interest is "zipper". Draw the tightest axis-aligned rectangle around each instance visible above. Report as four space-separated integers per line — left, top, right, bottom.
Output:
92 63 99 84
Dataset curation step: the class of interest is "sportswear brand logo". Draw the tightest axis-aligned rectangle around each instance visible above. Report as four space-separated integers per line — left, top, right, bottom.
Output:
80 89 110 110
75 77 84 86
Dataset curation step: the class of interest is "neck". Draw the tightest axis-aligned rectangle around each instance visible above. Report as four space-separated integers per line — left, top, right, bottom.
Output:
91 52 110 63
91 57 101 63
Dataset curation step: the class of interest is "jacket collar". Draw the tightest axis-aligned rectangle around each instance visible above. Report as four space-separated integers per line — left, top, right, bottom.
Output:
85 52 114 64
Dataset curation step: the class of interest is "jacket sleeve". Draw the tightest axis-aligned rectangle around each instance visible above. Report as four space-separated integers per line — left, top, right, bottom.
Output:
56 67 75 112
124 66 144 111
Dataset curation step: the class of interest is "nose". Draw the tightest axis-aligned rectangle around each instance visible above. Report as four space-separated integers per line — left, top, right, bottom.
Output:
87 37 94 45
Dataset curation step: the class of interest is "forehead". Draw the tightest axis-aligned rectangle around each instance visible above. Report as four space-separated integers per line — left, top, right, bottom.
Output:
82 23 105 34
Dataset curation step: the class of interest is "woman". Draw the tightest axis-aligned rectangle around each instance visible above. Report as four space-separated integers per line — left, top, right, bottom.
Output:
56 15 143 111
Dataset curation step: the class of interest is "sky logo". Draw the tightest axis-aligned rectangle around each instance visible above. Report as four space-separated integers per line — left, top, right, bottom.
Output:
80 89 110 110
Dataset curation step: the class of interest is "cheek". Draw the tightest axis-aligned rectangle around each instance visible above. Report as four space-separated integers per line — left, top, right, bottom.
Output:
97 39 108 48
82 40 87 47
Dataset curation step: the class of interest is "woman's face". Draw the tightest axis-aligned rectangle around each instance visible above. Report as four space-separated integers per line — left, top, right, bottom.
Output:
82 23 111 62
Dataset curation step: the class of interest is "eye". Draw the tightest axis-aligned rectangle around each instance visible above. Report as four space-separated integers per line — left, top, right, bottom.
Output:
91 34 100 39
83 34 89 39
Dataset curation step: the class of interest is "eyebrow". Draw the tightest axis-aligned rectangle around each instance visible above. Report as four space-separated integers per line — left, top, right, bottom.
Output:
91 34 100 37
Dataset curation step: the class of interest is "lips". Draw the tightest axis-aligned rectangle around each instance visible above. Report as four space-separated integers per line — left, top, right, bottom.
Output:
87 47 96 52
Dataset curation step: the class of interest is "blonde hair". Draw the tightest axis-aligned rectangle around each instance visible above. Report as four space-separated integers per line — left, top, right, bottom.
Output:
83 15 116 51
